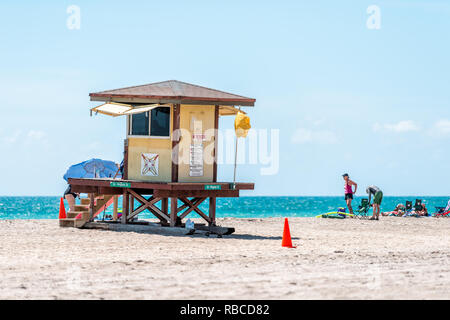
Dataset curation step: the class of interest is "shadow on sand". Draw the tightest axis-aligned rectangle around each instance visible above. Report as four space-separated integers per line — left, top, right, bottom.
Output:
82 222 298 241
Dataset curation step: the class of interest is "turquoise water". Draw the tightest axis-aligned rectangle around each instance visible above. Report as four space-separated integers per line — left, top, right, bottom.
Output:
0 196 447 220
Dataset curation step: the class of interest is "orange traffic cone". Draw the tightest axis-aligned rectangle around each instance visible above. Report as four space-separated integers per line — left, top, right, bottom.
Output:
282 218 296 248
59 197 66 219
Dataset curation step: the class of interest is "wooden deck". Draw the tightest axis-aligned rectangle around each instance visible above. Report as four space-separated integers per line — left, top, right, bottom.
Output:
69 178 253 196
68 178 254 228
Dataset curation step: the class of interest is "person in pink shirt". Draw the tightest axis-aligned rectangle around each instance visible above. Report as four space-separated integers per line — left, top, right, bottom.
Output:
342 173 357 215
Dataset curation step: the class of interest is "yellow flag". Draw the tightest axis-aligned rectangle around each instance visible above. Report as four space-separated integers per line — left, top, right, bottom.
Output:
234 111 251 138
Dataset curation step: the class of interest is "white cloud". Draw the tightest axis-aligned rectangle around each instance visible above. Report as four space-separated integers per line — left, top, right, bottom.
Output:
1 130 49 146
24 130 50 148
86 141 101 150
429 119 450 137
312 118 325 127
27 130 46 141
291 128 338 144
1 130 22 144
373 120 419 133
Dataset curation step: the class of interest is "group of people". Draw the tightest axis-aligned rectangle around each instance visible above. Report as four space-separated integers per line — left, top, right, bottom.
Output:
342 173 383 221
342 173 450 218
382 203 428 217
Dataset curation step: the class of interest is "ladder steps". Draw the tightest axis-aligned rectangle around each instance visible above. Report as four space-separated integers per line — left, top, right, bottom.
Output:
59 218 86 228
80 198 90 205
67 211 90 219
60 195 115 228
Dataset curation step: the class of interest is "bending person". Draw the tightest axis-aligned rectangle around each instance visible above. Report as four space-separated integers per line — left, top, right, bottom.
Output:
366 185 383 220
64 184 79 212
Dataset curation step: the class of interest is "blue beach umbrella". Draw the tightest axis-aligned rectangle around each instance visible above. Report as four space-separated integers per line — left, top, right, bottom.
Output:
63 158 121 182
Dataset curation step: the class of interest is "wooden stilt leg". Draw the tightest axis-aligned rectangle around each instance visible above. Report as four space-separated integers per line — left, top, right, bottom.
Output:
209 197 216 226
170 197 178 227
113 196 118 221
89 193 95 222
129 195 134 220
122 189 129 224
162 198 168 215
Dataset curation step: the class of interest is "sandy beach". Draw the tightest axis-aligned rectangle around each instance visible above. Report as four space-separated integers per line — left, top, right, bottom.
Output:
0 217 449 300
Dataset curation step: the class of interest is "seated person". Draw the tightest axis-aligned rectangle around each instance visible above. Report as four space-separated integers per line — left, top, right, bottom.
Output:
414 203 428 216
64 184 79 212
382 203 405 216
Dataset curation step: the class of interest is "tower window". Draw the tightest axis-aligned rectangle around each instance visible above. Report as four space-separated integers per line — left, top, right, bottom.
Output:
150 107 170 137
129 107 170 137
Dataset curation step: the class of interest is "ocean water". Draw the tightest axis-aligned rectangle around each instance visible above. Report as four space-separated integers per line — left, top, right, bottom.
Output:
0 196 448 220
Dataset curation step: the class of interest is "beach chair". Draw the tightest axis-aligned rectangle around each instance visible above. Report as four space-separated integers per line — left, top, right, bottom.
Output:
404 201 413 216
354 198 371 218
434 199 450 217
434 210 450 217
435 206 446 214
414 199 423 212
404 199 423 217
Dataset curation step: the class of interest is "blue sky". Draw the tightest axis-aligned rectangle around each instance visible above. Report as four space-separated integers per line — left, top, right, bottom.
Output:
0 0 449 196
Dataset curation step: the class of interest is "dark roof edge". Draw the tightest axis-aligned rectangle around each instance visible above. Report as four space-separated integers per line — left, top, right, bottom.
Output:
91 80 254 100
89 93 256 106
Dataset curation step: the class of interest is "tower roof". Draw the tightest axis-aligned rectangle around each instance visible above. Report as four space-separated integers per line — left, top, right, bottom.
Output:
90 80 255 106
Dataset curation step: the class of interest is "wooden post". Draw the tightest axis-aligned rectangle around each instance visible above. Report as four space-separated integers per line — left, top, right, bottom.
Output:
162 198 168 215
171 104 181 182
123 139 129 180
209 197 216 226
113 195 118 221
122 189 129 224
89 193 95 222
213 105 219 182
170 197 178 227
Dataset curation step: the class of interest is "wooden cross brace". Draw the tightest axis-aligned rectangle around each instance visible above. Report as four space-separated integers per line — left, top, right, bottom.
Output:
127 189 169 223
177 197 210 223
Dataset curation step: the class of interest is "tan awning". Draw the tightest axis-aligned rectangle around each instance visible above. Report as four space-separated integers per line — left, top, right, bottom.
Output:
90 102 167 117
219 106 246 116
91 102 244 117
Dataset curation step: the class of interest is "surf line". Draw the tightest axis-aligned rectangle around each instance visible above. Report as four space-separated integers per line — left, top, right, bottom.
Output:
179 304 215 318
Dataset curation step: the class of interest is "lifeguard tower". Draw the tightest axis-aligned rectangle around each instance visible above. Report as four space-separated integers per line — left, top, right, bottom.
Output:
63 80 255 231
